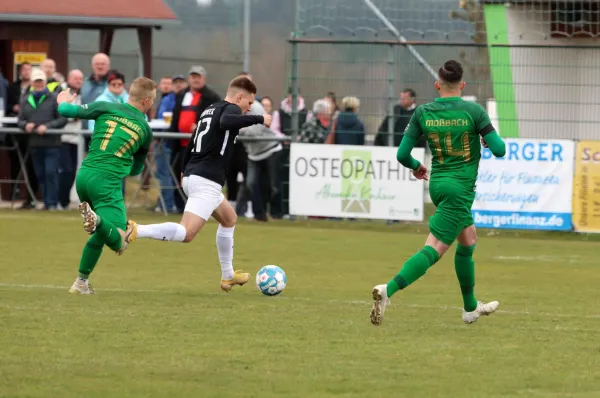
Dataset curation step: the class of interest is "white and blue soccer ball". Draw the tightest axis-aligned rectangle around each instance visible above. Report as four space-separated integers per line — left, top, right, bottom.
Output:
256 265 287 296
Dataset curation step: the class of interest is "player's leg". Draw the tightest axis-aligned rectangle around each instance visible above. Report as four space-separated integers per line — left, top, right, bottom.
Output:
129 176 208 243
76 174 129 254
455 224 499 324
69 232 104 294
211 199 250 292
370 180 457 325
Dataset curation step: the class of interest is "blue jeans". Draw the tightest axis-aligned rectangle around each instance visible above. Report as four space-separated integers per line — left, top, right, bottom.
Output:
154 141 174 211
31 147 60 208
58 143 78 208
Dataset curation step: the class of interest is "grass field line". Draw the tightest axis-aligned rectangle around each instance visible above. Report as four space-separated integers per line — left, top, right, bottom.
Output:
2 282 599 320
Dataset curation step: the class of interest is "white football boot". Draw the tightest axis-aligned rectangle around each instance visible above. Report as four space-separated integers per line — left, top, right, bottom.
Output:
68 278 95 295
462 301 500 324
79 202 98 235
370 284 390 326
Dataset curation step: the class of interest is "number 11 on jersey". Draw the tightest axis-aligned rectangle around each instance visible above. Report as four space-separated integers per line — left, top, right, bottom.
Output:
193 118 211 153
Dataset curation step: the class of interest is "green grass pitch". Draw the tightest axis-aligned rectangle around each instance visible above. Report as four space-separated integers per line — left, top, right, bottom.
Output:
1 211 599 397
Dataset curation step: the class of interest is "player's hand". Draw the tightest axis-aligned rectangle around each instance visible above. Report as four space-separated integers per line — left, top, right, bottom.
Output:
412 164 429 181
190 123 197 133
57 88 77 104
12 104 20 113
481 137 488 149
25 123 35 133
36 125 47 135
180 173 184 186
262 114 272 128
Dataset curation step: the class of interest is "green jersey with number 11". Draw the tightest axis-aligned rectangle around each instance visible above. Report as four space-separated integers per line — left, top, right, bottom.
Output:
58 101 153 178
403 97 495 182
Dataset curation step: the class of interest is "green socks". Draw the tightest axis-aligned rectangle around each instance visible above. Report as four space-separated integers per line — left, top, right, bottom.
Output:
387 246 440 297
78 234 104 279
94 215 122 252
455 244 478 312
77 213 123 280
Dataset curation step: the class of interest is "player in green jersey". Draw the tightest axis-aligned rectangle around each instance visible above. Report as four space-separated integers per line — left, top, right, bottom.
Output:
370 60 506 325
55 77 157 294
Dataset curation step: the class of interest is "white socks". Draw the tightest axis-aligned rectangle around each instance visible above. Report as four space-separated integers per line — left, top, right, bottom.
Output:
137 222 187 242
216 225 235 280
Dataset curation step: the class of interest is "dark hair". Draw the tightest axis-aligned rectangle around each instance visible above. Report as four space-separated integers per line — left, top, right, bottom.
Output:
107 70 125 84
438 60 463 84
19 62 31 71
229 76 257 94
238 71 250 76
402 88 416 98
261 96 273 104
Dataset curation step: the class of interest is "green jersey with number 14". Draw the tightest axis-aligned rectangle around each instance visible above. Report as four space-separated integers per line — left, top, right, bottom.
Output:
403 97 494 182
58 101 153 178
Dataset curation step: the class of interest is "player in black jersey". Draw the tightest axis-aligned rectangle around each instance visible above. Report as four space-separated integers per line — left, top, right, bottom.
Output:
127 76 272 291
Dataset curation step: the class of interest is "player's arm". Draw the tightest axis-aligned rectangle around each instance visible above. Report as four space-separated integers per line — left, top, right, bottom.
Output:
130 125 154 176
220 105 264 130
396 111 422 170
180 130 195 174
476 108 506 158
57 101 107 120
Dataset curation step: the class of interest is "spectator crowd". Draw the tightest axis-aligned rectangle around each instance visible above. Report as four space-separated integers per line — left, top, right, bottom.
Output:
0 53 422 220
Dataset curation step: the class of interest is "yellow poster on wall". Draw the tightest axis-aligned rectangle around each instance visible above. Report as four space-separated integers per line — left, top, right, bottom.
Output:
573 141 600 233
13 52 46 76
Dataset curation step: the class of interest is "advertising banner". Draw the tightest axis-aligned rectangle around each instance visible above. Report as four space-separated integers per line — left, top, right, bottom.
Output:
289 143 425 221
572 141 600 233
472 138 574 230
13 52 46 77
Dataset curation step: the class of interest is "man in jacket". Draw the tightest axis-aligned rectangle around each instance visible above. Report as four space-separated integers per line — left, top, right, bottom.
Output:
169 66 221 213
17 69 67 210
375 88 424 147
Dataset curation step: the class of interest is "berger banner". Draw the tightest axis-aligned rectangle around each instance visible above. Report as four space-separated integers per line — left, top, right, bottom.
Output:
289 143 425 221
573 141 600 233
472 138 574 231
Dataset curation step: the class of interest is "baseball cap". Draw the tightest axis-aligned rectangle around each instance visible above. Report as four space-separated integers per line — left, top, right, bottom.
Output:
31 69 46 82
188 66 206 76
172 74 185 82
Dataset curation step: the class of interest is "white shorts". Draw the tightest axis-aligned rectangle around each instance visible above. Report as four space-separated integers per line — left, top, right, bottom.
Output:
182 175 225 221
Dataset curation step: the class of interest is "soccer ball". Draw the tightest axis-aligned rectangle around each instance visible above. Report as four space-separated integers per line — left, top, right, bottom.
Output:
256 265 287 296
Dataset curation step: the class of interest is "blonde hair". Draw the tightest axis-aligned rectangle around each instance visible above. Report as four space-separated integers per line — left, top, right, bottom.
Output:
342 96 360 111
129 77 157 101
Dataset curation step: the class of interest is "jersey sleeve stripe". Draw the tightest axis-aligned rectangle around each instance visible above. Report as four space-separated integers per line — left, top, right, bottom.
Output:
478 123 496 137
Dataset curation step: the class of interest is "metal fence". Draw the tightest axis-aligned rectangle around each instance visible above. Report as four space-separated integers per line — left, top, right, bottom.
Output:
287 38 600 142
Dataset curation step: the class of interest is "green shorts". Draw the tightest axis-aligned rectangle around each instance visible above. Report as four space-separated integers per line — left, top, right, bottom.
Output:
428 179 476 245
76 168 127 230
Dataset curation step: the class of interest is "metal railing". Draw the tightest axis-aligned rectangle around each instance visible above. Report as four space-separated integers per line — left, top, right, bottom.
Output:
0 127 290 214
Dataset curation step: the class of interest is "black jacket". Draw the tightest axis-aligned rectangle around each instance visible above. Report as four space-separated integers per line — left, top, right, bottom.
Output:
169 85 221 134
17 91 67 147
334 111 365 146
375 104 425 148
7 80 28 116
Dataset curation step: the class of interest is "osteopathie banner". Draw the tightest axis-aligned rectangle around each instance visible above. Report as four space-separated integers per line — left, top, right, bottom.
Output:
289 143 425 221
472 138 574 231
572 141 600 233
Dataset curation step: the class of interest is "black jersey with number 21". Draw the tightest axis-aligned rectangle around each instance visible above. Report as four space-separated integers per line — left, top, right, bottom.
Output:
182 101 263 186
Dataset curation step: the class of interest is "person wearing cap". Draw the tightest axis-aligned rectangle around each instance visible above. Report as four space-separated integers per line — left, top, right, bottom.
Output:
88 70 128 132
169 65 221 213
17 68 67 210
